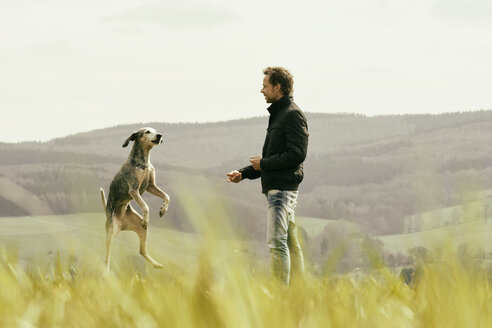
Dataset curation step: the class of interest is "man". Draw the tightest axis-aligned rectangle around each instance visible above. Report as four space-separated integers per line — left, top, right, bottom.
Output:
226 67 309 285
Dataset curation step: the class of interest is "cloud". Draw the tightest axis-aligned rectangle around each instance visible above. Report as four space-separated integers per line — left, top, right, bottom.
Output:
103 0 242 27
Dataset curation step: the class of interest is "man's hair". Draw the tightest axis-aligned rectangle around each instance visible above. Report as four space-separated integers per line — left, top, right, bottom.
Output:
263 67 294 96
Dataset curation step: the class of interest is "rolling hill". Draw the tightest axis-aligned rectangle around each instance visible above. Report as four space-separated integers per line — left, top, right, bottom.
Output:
1 110 492 239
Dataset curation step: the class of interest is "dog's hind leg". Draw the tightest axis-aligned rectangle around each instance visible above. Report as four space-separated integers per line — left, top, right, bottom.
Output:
104 218 120 276
125 207 163 269
137 228 164 269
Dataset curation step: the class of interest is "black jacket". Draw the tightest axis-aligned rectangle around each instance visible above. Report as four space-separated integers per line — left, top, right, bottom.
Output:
239 95 309 193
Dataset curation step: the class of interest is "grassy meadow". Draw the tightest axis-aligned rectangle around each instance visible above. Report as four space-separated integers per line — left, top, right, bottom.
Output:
1 205 492 327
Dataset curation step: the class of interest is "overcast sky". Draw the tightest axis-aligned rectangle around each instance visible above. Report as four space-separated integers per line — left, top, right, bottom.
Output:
1 0 492 142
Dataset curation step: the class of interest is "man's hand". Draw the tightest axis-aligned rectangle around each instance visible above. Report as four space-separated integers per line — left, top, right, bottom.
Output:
226 170 242 183
249 156 262 170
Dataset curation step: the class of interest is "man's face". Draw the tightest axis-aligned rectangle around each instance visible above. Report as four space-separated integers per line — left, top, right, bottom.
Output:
261 75 283 103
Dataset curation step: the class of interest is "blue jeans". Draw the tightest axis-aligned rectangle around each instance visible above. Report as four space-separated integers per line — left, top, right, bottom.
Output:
266 189 305 284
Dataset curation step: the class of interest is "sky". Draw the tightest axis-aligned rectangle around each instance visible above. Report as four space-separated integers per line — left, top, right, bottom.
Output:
1 0 492 142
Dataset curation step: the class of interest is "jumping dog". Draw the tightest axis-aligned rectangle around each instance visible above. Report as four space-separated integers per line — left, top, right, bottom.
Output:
100 127 170 274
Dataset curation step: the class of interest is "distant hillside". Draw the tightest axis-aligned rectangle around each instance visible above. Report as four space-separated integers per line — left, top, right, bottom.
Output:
1 110 492 238
377 219 492 259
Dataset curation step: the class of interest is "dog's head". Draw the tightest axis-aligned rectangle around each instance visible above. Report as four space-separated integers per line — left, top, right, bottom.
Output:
122 127 163 148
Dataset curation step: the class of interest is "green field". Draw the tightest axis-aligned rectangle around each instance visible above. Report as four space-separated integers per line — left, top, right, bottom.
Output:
2 212 490 270
299 212 492 259
0 213 333 272
0 214 355 264
379 191 492 255
377 219 492 255
297 216 360 239
0 213 212 272
403 190 492 233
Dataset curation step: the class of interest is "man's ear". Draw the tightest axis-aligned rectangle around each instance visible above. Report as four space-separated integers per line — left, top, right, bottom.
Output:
274 83 283 95
122 131 138 148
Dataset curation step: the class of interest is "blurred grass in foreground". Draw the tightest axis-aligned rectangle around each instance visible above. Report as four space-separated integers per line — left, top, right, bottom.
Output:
1 181 492 328
1 245 491 328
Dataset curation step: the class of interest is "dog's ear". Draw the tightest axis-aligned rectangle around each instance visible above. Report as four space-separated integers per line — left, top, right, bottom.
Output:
122 131 138 148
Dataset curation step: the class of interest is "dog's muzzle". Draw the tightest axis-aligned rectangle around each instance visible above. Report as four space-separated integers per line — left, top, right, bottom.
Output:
153 134 163 144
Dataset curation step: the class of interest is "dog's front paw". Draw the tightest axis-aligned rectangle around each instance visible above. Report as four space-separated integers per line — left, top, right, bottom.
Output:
159 206 167 217
159 201 169 217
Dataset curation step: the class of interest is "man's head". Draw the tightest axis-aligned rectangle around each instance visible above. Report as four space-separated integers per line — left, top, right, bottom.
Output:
261 67 294 103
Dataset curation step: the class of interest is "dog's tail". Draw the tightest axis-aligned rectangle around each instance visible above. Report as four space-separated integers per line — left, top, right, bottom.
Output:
100 187 108 213
100 187 107 208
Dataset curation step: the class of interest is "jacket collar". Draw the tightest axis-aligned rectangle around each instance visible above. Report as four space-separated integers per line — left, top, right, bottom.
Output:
267 95 292 116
